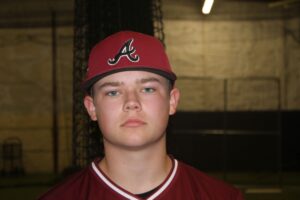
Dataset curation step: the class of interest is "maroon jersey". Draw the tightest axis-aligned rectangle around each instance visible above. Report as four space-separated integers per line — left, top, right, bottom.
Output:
38 158 244 200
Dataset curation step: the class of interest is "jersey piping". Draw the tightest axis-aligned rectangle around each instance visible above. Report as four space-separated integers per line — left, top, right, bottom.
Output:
91 159 178 200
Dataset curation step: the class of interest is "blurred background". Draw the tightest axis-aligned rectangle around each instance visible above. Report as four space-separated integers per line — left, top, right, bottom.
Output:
0 0 299 199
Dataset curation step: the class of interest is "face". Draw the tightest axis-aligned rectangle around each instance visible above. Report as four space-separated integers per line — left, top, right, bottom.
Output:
84 71 180 151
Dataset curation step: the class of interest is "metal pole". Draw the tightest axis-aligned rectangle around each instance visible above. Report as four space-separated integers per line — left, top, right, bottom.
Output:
223 79 228 181
277 78 283 187
51 10 59 174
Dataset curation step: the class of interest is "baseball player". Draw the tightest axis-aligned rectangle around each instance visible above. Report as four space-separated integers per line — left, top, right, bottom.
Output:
38 31 244 200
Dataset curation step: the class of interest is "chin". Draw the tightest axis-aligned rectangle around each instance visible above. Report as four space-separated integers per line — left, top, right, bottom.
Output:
125 136 165 151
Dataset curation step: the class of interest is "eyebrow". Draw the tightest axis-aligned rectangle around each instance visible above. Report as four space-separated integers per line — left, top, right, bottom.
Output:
96 81 123 90
139 77 161 84
96 77 162 91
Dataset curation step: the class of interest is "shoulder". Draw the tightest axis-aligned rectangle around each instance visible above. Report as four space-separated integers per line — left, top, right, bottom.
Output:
176 160 244 200
37 165 95 200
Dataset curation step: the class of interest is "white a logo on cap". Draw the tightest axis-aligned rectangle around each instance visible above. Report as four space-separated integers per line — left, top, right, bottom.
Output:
107 39 140 66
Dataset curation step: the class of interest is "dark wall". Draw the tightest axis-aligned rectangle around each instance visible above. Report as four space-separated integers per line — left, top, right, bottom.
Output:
167 111 300 171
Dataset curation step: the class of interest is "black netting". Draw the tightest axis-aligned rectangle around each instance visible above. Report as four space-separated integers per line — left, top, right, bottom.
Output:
72 0 165 167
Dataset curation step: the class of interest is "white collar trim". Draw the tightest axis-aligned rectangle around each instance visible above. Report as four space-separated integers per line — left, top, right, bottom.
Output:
91 159 178 200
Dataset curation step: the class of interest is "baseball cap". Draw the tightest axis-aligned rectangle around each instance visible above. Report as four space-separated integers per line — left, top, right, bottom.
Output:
82 31 177 92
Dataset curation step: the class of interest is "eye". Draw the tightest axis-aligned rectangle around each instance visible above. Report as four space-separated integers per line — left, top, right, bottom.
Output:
142 87 155 93
106 90 120 96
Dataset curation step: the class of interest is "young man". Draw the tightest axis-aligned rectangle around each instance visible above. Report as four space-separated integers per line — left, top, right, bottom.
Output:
39 31 244 200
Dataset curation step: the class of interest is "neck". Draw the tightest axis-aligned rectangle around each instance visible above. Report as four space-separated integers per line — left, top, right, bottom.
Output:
99 138 172 194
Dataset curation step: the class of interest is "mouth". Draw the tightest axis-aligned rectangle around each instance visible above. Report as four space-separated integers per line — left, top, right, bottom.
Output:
121 119 146 128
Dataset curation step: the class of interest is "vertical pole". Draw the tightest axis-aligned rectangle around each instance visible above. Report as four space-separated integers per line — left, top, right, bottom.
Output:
51 10 59 174
223 79 228 181
277 78 283 187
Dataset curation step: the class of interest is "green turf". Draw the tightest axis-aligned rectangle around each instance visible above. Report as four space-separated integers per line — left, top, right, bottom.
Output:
0 186 49 200
0 174 57 186
0 174 58 200
244 186 300 200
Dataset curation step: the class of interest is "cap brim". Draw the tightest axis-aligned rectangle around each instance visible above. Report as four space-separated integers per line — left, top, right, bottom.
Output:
81 67 177 92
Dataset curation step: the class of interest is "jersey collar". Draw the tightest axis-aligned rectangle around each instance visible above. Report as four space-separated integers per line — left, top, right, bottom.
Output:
91 158 178 200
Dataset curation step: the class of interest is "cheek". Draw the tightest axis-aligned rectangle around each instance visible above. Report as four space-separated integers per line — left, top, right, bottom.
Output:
144 97 170 118
96 109 117 135
95 101 119 124
145 99 170 134
101 103 117 114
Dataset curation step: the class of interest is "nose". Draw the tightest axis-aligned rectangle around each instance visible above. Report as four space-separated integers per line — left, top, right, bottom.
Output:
123 91 141 112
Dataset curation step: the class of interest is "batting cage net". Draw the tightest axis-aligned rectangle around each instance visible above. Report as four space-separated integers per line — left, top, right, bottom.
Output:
72 0 165 167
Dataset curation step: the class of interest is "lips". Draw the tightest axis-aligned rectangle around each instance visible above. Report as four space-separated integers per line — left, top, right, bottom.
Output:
121 119 146 127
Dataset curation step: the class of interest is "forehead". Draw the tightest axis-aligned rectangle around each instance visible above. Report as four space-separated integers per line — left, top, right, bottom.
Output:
94 71 169 86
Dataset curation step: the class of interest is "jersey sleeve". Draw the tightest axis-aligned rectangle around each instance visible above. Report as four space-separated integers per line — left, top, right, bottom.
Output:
235 189 245 200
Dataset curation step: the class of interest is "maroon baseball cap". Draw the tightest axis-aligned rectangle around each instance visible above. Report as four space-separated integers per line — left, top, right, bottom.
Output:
82 31 177 91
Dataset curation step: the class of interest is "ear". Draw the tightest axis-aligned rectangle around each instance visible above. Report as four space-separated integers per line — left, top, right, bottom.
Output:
83 95 97 121
169 87 180 115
